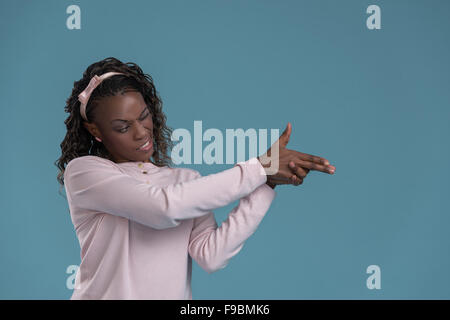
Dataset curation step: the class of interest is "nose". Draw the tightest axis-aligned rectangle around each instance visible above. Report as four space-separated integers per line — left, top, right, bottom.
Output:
134 121 150 140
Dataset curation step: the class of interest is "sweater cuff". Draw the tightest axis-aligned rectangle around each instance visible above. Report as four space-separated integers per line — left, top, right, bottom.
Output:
235 157 268 188
243 182 277 219
258 181 277 200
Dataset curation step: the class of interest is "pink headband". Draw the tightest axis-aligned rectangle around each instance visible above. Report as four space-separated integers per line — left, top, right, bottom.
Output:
78 71 125 121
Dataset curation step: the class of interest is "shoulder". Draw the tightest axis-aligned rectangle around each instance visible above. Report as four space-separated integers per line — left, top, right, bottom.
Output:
66 155 115 168
65 155 119 176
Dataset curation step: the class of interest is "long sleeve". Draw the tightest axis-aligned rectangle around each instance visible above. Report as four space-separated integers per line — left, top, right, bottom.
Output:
188 173 276 274
63 156 267 230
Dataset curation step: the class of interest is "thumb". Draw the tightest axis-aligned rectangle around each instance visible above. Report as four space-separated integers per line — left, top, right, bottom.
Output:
279 122 292 148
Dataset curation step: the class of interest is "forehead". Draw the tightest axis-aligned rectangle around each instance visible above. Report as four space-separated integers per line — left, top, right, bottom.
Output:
97 90 148 120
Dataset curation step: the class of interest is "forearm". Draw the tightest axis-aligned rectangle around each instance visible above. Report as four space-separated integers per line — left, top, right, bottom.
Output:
188 183 276 273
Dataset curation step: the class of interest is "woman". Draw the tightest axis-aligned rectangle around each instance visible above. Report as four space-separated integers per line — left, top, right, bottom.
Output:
55 57 335 299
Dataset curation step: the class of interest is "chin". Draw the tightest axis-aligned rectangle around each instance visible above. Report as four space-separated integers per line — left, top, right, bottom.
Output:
136 150 154 161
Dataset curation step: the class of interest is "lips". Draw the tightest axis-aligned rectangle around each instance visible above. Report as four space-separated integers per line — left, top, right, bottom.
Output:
137 138 152 150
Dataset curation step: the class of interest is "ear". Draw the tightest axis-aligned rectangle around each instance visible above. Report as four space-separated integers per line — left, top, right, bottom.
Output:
83 121 100 139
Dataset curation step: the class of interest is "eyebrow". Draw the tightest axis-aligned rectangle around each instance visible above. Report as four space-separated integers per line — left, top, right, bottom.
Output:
110 106 149 124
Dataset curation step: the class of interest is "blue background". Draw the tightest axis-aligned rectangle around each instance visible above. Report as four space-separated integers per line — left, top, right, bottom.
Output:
1 0 449 299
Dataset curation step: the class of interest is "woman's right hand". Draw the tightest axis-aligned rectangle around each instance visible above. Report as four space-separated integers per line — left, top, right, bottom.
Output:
257 122 335 187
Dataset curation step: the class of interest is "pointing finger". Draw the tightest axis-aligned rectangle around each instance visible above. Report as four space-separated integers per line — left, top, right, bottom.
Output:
291 159 335 174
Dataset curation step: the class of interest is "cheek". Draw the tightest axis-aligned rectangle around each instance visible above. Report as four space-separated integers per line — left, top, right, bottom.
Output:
107 134 131 149
145 118 154 128
145 120 154 135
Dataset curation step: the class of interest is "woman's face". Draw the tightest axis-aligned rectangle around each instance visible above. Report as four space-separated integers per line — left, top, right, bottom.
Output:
84 90 155 163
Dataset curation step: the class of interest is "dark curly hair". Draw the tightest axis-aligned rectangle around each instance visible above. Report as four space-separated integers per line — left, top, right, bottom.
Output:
55 57 174 195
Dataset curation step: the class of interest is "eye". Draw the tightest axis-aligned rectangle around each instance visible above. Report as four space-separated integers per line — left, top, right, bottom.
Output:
116 112 149 133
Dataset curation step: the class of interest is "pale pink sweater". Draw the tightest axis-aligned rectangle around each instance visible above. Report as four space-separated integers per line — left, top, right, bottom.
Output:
63 155 276 299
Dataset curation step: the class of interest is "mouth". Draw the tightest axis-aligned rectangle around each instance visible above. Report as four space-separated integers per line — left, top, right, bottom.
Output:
137 138 153 151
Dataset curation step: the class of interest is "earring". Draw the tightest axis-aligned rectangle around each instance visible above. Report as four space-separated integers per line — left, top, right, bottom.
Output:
95 137 102 142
